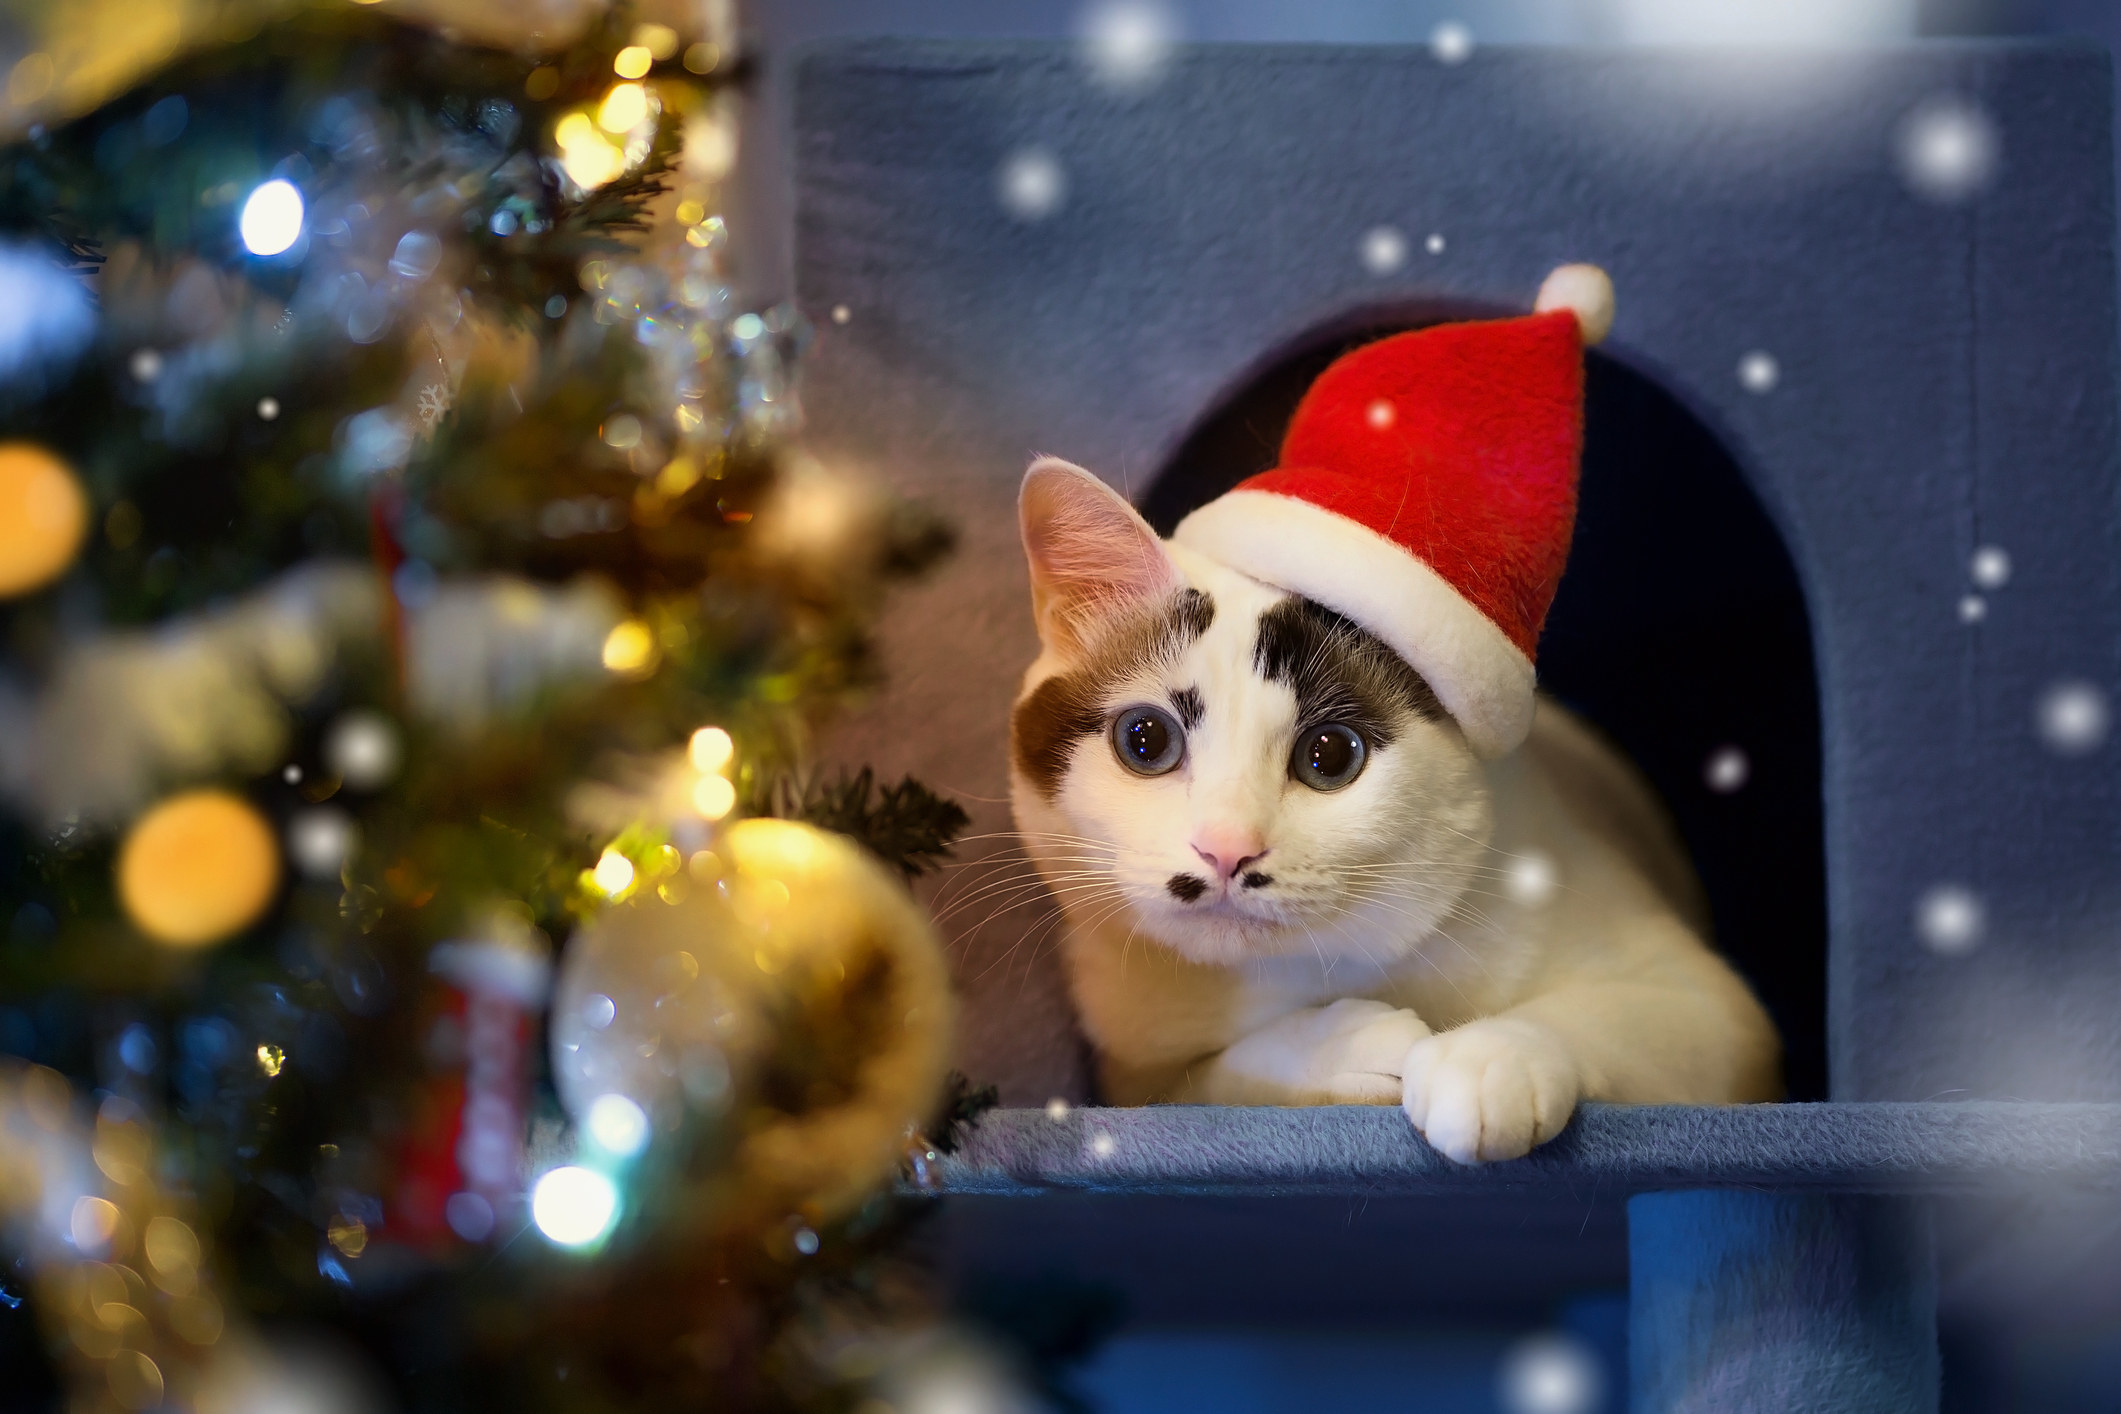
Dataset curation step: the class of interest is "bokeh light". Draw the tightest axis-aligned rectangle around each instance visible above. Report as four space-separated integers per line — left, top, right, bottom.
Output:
1738 350 1779 394
1916 883 1984 956
325 711 402 790
692 774 737 821
1898 96 2000 204
1430 21 1474 66
1079 0 1178 92
689 726 734 773
531 1165 619 1247
1704 745 1750 793
592 850 636 897
602 619 657 676
585 1092 651 1158
997 148 1066 222
1361 225 1407 274
1969 544 2011 590
2036 680 2109 756
1497 1331 1605 1414
238 179 304 256
1505 851 1558 907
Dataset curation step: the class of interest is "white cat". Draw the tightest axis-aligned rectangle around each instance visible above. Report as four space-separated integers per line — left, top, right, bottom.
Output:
1008 458 1781 1161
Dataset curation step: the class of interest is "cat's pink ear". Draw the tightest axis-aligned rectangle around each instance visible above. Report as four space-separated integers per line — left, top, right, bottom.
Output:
1020 457 1182 657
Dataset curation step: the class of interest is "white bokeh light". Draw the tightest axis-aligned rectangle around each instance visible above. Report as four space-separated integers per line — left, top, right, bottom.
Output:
239 178 305 256
1079 0 1178 92
585 1092 651 1158
1430 21 1474 66
1738 351 1779 394
531 1165 619 1247
1969 545 2011 590
1898 97 2000 205
1506 852 1558 908
997 148 1066 222
1704 746 1750 794
1958 593 1987 625
288 807 357 880
1498 1332 1605 1414
325 710 401 789
2036 680 2110 757
1916 884 1984 956
1361 225 1408 275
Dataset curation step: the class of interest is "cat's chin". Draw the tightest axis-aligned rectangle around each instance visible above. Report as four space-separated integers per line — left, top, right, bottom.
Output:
1132 898 1319 967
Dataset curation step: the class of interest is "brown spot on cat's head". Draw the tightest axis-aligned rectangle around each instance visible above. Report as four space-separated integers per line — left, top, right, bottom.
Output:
1012 588 1214 799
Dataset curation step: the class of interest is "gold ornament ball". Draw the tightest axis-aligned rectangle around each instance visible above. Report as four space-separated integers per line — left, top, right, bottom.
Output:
551 817 954 1230
0 443 89 598
117 791 281 948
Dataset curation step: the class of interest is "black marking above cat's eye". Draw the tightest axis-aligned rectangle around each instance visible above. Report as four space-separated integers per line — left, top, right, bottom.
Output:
1011 588 1218 799
1167 873 1208 902
1170 686 1205 731
1240 871 1272 889
1253 597 1442 749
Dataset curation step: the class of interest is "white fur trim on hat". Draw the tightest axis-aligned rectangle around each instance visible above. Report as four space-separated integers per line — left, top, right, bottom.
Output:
1174 489 1536 758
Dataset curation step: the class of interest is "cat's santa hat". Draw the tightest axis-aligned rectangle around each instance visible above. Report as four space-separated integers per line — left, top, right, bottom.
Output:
1173 264 1613 759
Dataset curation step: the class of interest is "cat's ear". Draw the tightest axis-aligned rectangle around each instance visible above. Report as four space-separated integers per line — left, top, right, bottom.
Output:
1020 457 1182 657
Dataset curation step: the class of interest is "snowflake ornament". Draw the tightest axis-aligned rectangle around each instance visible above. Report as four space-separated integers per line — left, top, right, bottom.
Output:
415 382 454 430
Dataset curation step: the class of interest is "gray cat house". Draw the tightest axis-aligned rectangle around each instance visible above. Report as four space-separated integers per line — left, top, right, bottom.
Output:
793 40 2121 1410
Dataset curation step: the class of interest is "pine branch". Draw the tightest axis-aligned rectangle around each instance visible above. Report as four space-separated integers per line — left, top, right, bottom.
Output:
789 768 970 880
927 1070 1000 1156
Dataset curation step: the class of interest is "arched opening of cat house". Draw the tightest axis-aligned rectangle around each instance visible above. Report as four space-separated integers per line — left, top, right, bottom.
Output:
1141 309 1828 1101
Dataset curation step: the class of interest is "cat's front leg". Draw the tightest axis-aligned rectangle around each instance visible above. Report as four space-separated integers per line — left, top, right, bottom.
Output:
1194 998 1431 1105
1400 1017 1581 1162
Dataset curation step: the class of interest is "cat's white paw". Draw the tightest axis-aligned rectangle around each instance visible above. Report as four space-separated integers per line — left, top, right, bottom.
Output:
1401 1017 1580 1162
1209 998 1430 1105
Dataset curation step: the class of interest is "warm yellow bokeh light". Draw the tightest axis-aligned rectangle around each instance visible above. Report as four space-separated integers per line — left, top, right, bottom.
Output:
116 791 280 948
613 46 653 79
556 110 625 190
688 726 733 773
593 849 636 896
634 23 679 60
597 82 649 134
601 619 657 676
691 774 737 821
0 442 88 597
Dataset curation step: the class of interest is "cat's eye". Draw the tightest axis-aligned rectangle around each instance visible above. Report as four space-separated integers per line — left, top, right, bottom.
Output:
1112 705 1186 776
1293 723 1367 791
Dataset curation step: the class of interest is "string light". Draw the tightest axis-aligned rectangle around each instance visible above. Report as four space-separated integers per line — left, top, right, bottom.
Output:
530 1166 619 1247
585 1093 651 1157
238 179 304 256
601 619 657 676
692 774 736 820
597 82 650 135
688 726 734 773
592 850 636 897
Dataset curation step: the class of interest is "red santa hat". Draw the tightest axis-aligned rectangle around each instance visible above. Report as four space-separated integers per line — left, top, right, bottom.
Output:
1172 264 1613 759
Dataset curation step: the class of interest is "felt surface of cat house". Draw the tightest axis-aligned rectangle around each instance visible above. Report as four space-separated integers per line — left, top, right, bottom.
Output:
794 38 2121 1409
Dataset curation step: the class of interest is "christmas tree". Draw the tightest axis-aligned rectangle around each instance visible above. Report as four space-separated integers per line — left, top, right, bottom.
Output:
0 3 982 1410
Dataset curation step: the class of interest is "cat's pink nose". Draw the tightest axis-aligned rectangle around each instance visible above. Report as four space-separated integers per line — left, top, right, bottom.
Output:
1191 827 1267 881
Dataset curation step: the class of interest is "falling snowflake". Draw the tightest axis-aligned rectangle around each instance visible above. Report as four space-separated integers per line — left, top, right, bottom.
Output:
1898 96 1999 205
1915 884 1983 956
1704 746 1750 793
415 382 453 429
1361 225 1408 275
1738 351 1779 394
997 148 1066 222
